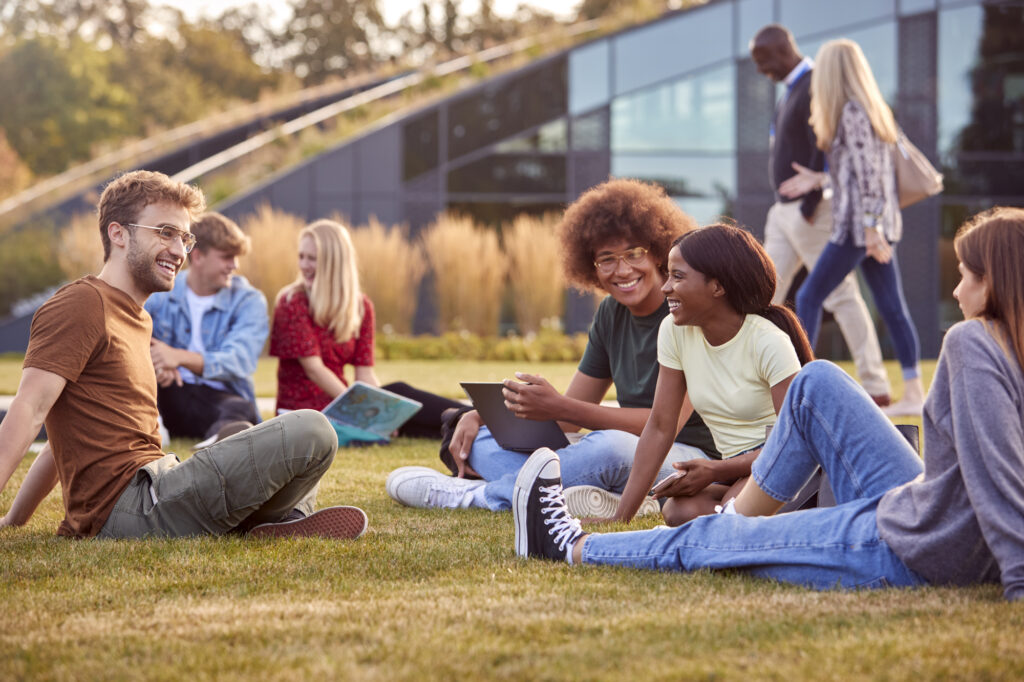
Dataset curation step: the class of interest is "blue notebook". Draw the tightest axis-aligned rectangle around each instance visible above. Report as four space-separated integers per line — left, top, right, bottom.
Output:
321 381 422 445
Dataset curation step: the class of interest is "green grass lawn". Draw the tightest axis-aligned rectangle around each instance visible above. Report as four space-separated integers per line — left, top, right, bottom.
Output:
3 356 1021 680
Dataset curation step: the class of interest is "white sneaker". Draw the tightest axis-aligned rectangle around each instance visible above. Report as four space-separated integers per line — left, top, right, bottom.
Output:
563 485 661 518
881 399 924 418
386 466 486 509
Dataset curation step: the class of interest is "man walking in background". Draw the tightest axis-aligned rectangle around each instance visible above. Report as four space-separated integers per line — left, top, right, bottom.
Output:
750 24 891 404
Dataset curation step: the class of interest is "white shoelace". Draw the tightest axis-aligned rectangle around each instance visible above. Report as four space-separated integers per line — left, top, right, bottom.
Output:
539 484 583 552
426 483 471 509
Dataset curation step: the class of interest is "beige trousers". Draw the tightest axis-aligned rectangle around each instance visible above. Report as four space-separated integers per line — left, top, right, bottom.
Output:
763 199 890 396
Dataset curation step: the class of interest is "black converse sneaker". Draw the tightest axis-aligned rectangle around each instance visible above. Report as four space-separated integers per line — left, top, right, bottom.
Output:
513 448 584 561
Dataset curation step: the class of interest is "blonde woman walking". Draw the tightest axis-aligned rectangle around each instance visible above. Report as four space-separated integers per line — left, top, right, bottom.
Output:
779 39 923 416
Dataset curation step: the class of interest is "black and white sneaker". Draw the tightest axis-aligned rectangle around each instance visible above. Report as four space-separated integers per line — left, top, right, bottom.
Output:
513 448 584 561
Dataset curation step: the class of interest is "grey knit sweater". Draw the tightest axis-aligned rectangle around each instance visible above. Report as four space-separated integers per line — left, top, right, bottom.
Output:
877 320 1024 601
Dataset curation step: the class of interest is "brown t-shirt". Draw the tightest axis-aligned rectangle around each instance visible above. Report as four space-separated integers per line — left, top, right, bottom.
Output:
24 276 163 537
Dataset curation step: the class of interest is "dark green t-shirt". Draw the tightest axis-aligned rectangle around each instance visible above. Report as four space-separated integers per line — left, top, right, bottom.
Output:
577 296 720 458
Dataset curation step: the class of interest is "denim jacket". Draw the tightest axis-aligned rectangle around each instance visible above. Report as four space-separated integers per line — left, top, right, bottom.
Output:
144 273 268 412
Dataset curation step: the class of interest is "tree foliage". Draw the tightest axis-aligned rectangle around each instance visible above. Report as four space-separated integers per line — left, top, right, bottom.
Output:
1 0 153 47
0 2 280 176
0 37 131 174
0 130 33 200
284 0 384 83
0 227 64 316
0 0 594 182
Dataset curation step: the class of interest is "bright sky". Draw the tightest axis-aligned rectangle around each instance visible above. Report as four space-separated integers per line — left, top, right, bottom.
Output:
157 0 579 28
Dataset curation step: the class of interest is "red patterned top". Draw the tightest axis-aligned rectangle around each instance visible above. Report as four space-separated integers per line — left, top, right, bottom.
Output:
270 289 375 412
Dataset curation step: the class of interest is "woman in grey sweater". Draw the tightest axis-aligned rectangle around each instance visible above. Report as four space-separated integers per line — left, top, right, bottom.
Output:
512 207 1024 602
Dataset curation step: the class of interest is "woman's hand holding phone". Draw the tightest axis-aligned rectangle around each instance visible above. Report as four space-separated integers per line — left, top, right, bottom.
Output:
649 470 687 499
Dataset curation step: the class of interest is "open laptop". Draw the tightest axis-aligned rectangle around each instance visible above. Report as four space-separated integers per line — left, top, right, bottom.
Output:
460 382 570 452
321 381 422 445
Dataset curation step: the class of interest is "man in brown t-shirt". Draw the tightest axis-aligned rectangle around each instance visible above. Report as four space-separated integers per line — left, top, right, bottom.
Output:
0 170 366 540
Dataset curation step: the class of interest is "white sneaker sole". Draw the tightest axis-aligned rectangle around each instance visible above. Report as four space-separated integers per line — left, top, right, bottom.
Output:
563 485 661 518
513 448 558 558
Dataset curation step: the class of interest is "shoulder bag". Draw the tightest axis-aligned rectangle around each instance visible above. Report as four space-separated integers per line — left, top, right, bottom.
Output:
893 131 943 209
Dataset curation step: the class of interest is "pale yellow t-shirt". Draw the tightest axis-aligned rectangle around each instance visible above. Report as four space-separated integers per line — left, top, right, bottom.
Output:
657 314 801 458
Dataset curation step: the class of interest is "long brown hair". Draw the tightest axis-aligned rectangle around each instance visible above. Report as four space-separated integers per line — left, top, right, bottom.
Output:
954 206 1024 369
673 224 814 365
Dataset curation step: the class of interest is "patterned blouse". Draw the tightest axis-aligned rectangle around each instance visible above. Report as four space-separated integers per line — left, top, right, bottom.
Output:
270 289 375 412
827 100 902 247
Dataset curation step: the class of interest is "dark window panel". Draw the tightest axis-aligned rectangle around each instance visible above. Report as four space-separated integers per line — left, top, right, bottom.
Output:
403 168 442 197
447 154 567 194
403 110 440 181
445 200 566 229
957 5 1024 153
942 156 1024 196
447 57 568 160
939 4 1024 155
495 118 568 153
571 108 609 152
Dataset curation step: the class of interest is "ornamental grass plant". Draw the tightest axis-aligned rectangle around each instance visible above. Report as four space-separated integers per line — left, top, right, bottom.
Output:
239 203 305 306
421 213 506 336
57 212 104 280
503 212 565 334
350 216 427 334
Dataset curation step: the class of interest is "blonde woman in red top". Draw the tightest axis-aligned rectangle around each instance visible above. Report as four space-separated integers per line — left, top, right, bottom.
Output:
270 219 460 437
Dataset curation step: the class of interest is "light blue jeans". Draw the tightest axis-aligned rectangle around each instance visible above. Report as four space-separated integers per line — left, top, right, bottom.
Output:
582 361 928 591
796 240 921 378
468 427 709 511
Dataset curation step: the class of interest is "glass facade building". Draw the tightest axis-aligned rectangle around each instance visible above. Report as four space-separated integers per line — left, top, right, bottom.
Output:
222 0 1024 353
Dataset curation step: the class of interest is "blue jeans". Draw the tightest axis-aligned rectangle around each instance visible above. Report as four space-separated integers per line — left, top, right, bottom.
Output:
469 427 709 511
795 240 920 377
581 361 927 591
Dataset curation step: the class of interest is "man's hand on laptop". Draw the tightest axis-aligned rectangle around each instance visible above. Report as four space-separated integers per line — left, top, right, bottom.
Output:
449 410 482 478
502 373 561 420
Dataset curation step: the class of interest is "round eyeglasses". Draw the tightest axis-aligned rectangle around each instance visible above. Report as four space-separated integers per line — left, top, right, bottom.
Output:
593 246 649 274
128 223 198 253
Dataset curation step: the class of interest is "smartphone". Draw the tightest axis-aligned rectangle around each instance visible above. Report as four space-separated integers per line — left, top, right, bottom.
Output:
649 470 686 496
